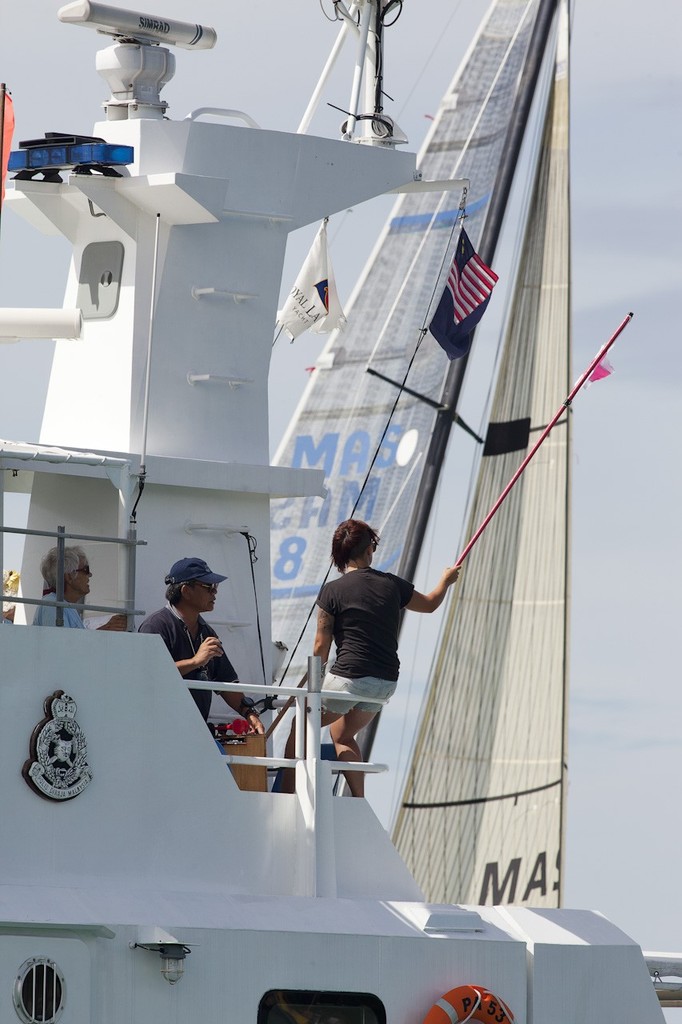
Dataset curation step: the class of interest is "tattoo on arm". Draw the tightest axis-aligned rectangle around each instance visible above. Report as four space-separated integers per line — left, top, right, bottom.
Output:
318 609 335 635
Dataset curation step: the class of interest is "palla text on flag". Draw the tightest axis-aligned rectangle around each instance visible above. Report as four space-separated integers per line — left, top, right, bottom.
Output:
277 220 346 341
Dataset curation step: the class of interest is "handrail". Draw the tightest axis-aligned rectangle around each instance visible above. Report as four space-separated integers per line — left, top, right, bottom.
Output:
223 753 387 775
10 595 145 617
191 678 385 704
1 525 146 545
1 522 146 629
196 673 387 785
184 106 261 129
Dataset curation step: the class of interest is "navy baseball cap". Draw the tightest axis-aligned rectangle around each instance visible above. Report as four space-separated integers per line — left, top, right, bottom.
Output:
165 557 227 585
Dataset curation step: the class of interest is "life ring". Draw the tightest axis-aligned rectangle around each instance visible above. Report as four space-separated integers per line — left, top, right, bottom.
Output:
423 984 514 1024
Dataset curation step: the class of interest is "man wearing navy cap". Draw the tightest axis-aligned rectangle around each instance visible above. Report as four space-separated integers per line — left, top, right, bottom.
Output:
139 557 264 733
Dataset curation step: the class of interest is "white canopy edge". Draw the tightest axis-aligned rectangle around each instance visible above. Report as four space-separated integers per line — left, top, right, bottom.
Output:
0 439 130 469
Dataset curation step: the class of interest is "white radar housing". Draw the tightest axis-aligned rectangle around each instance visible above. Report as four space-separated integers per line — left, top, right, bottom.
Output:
57 0 217 50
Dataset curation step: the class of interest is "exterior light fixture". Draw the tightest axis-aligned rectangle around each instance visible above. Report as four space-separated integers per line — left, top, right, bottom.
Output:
130 927 192 985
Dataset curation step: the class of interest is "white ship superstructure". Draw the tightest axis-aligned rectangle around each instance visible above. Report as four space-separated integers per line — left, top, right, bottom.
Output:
0 3 678 1022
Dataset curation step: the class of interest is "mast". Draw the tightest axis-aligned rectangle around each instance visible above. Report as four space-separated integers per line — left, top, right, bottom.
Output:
270 0 553 732
392 0 572 905
360 0 560 760
399 0 560 595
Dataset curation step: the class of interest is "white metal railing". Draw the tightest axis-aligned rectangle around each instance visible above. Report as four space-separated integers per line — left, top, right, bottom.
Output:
1 523 145 628
190 666 387 778
190 656 388 897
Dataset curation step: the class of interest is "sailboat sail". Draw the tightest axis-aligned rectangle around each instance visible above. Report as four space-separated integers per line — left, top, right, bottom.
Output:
271 0 545 684
392 1 571 908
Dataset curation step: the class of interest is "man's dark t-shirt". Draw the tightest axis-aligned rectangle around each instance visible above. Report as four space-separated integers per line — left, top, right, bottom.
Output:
138 606 238 720
317 568 414 682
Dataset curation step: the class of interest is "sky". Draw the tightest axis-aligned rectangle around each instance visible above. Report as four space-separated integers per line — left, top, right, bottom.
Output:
1 0 681 997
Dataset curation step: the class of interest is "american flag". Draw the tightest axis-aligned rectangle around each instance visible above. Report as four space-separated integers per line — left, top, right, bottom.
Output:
429 227 498 359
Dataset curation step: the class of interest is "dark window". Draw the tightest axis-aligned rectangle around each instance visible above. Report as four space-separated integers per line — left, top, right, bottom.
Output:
258 989 386 1024
14 958 65 1023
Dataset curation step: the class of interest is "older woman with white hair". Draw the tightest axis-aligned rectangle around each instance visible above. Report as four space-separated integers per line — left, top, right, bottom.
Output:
33 546 126 630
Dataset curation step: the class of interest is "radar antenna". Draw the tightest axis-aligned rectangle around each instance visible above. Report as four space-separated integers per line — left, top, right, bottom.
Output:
57 1 217 120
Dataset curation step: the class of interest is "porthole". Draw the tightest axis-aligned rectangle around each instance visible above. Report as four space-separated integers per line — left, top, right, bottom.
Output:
13 957 65 1024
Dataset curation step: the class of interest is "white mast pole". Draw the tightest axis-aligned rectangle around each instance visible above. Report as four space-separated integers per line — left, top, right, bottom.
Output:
343 1 373 140
297 2 361 135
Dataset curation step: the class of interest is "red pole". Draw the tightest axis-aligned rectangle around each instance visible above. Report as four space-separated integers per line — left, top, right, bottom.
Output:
454 312 634 568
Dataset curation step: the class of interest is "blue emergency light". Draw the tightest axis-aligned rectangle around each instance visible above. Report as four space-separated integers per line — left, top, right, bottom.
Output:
8 133 134 180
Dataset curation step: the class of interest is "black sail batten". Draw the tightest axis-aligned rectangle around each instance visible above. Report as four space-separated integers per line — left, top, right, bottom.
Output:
482 418 531 456
359 0 561 764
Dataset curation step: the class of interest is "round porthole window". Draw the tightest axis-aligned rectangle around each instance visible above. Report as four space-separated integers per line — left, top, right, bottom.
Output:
13 957 65 1024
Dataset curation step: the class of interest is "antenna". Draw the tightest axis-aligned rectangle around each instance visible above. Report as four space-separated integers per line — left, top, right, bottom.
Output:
57 1 217 120
57 1 217 49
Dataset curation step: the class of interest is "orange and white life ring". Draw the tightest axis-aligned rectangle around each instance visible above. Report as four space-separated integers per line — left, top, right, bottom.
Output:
423 984 514 1024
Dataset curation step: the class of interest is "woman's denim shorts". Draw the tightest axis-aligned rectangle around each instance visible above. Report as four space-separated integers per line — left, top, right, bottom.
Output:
321 671 397 714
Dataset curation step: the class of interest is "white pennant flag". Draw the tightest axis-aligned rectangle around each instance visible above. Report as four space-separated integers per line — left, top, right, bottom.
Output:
277 220 346 340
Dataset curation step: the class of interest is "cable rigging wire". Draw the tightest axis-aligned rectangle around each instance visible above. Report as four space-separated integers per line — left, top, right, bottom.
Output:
272 1 540 721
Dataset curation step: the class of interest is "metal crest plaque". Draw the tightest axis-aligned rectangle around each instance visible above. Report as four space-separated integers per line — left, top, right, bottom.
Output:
22 690 93 800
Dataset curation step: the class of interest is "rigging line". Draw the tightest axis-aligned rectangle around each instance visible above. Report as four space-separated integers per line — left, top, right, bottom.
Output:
394 0 464 122
276 329 428 689
132 211 162 523
364 367 497 446
365 366 444 411
432 0 547 446
277 3 541 697
276 331 428 689
378 451 423 534
365 183 463 367
276 564 331 688
290 3 540 542
402 775 562 810
387 487 440 830
349 331 427 519
393 0 562 613
241 532 268 687
366 0 535 370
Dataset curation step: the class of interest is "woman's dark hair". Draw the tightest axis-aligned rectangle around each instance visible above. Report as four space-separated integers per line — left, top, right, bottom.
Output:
331 519 379 572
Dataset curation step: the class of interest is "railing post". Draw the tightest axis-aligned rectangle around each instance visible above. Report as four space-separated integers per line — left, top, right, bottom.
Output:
306 655 322 815
305 656 336 897
125 525 137 632
55 526 66 627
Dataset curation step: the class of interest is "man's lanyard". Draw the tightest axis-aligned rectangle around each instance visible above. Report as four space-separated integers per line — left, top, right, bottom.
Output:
167 602 206 671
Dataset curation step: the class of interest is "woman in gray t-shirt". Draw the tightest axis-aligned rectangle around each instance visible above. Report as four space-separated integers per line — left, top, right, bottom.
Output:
285 518 460 797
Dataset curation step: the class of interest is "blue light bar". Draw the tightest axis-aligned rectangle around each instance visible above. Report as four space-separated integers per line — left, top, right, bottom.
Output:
8 142 134 172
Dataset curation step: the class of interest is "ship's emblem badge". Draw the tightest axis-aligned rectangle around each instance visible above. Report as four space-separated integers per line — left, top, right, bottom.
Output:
22 690 92 801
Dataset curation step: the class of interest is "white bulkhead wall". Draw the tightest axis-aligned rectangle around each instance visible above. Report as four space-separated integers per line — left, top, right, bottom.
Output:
38 116 416 459
17 112 415 672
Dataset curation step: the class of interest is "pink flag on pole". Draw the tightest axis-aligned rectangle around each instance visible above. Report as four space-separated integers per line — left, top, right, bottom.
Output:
584 356 614 388
1 92 14 202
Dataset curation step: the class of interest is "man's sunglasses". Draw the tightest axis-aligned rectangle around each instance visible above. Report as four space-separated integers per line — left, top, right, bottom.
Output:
192 581 219 593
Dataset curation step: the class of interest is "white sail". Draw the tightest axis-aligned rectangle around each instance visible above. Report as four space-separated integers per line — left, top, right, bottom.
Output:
271 0 545 684
392 1 571 908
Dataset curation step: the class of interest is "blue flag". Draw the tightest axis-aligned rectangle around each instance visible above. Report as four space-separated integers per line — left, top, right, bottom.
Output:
429 228 499 359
